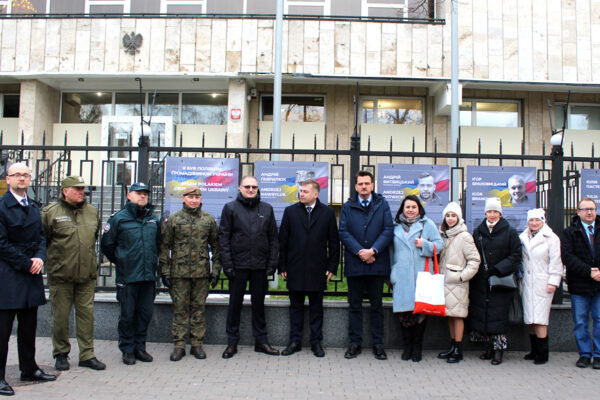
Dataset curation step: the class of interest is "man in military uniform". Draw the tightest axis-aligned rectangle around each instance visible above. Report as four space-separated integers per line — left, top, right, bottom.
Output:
101 182 161 366
159 186 221 361
42 176 106 371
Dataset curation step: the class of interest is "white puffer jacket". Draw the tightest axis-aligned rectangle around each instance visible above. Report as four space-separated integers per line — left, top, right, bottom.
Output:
439 221 481 318
519 224 563 325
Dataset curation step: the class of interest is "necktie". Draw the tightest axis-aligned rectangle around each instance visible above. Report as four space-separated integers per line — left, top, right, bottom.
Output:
362 200 368 208
588 225 595 255
20 198 28 207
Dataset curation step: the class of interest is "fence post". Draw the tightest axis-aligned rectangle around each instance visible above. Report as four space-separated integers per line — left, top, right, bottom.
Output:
547 143 564 304
350 83 360 198
138 135 150 184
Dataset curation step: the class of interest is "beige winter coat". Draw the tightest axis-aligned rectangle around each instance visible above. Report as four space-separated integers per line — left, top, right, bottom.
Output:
439 222 481 318
519 224 563 325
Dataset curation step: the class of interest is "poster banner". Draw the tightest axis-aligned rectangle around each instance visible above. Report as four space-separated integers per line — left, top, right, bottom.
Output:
163 157 239 222
255 161 329 225
581 169 600 209
377 164 450 226
466 166 536 233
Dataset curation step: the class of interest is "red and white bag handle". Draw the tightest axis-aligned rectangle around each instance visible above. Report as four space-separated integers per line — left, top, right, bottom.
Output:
423 244 439 274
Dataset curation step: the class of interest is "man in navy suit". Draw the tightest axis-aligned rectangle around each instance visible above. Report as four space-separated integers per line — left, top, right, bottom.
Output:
279 179 339 357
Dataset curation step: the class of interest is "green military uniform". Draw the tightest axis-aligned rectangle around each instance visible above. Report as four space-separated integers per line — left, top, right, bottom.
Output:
41 178 101 362
159 203 221 348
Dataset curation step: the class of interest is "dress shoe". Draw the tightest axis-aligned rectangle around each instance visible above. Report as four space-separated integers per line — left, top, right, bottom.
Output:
55 353 70 371
344 344 361 359
373 344 387 360
311 342 325 358
491 350 503 365
0 379 14 396
122 352 136 365
134 349 153 362
222 344 238 359
576 356 591 368
254 342 280 356
281 342 302 356
79 357 106 370
593 358 600 370
20 369 57 382
191 346 206 360
170 348 186 362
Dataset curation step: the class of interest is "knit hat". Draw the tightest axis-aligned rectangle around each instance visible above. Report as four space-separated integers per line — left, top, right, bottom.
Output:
442 202 463 220
485 197 502 214
527 208 545 222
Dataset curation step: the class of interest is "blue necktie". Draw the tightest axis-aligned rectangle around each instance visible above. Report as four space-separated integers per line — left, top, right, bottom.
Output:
20 198 28 207
588 225 595 256
362 200 368 208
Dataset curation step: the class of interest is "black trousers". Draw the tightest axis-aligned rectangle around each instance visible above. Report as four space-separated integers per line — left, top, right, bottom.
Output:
347 275 385 346
116 281 155 353
226 269 268 345
0 307 39 380
288 290 324 345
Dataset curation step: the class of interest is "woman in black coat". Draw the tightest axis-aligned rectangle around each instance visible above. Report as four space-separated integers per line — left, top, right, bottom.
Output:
469 197 522 365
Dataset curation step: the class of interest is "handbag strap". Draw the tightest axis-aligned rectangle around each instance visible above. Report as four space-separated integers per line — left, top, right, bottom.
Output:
424 244 439 274
478 234 488 271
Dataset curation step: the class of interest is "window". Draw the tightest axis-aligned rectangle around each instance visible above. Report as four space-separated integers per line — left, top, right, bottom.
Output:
1 94 19 118
460 100 520 127
61 92 112 123
361 97 423 125
556 104 600 130
181 93 227 125
361 0 408 18
285 0 330 16
160 0 205 14
85 0 131 14
261 95 325 122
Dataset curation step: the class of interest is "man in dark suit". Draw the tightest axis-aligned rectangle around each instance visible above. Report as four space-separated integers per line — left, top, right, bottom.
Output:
279 179 339 358
0 163 56 396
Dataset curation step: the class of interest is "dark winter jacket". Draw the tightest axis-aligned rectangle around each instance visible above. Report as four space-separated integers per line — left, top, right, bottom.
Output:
339 192 394 277
219 192 279 273
278 199 340 291
562 215 600 295
100 200 161 285
0 192 46 309
469 217 522 334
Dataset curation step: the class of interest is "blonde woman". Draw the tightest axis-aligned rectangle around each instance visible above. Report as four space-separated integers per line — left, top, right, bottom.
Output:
437 202 480 363
519 208 562 365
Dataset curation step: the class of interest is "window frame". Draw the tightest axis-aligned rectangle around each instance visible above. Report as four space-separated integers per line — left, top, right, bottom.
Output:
85 0 131 14
555 102 600 131
460 99 522 128
0 93 20 118
159 0 206 14
259 93 327 123
359 96 425 126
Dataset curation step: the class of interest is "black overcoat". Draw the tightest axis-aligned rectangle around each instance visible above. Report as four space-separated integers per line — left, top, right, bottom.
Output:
562 215 600 295
278 199 340 292
468 217 522 334
0 191 46 309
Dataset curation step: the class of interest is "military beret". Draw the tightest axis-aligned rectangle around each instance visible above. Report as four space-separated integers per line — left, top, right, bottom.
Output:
183 186 202 196
61 176 86 188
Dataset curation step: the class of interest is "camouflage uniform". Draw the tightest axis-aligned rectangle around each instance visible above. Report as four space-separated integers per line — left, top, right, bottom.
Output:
159 204 221 348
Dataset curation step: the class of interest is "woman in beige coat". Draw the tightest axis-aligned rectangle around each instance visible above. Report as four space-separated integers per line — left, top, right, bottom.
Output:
437 202 480 363
519 208 562 365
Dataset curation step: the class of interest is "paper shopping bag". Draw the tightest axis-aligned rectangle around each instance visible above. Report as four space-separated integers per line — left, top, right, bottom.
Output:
413 245 446 316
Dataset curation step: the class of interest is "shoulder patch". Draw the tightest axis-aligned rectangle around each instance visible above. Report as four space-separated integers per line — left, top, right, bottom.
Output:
103 223 110 233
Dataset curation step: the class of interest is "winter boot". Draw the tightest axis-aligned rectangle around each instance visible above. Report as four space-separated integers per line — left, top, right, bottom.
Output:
401 327 413 361
524 334 537 360
534 336 549 365
437 339 456 359
411 320 427 362
447 341 463 363
479 343 493 360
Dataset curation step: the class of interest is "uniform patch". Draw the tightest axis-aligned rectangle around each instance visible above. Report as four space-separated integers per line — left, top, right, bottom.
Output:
55 216 72 223
103 223 110 233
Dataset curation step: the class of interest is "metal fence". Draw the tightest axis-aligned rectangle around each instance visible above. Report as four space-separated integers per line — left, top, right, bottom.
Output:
1 130 597 303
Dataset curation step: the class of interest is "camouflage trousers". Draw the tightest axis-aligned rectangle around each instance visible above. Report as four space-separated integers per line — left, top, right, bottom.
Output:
170 277 210 347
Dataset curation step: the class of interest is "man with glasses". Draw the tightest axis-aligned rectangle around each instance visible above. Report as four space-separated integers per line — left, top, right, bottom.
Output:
219 176 279 359
562 197 600 369
0 163 56 396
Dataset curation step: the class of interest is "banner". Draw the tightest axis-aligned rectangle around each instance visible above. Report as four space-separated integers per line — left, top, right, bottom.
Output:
466 166 536 233
581 169 600 209
377 164 450 226
163 157 239 223
255 161 329 225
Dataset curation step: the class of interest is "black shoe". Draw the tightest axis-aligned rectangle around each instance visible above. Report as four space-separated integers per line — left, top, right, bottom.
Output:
437 340 455 359
254 343 280 356
222 344 238 359
134 349 153 362
122 352 136 365
447 342 463 364
0 379 14 396
593 358 600 370
311 342 325 358
373 344 387 360
524 334 537 360
491 350 503 365
534 337 549 365
191 346 206 360
480 345 493 360
411 344 423 362
55 353 70 371
344 344 361 359
170 348 186 362
576 356 591 368
78 357 106 370
20 369 57 382
281 342 302 356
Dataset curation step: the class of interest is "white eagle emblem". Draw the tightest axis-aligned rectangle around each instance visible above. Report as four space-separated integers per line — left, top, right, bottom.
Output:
122 32 143 55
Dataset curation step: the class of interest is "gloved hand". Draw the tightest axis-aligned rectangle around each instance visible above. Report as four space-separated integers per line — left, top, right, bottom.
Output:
224 268 235 280
210 274 219 289
161 274 172 289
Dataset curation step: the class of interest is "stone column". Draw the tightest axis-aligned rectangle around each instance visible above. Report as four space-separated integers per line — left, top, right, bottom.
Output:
18 80 60 145
226 78 249 148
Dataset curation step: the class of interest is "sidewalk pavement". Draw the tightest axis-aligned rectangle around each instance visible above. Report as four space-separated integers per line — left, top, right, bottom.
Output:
5 335 595 400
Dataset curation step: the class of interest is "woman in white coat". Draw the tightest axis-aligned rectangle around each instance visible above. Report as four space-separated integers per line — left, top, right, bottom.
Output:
519 208 563 365
436 202 480 363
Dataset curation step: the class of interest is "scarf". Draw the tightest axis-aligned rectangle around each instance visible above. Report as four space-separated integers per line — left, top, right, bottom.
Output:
398 213 420 233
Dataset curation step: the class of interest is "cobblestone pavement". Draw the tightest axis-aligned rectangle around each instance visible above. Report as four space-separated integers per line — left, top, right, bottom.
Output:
4 336 595 400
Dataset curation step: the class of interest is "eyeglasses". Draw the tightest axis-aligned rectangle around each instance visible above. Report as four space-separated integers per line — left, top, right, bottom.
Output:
242 185 258 190
8 173 31 179
578 208 597 213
